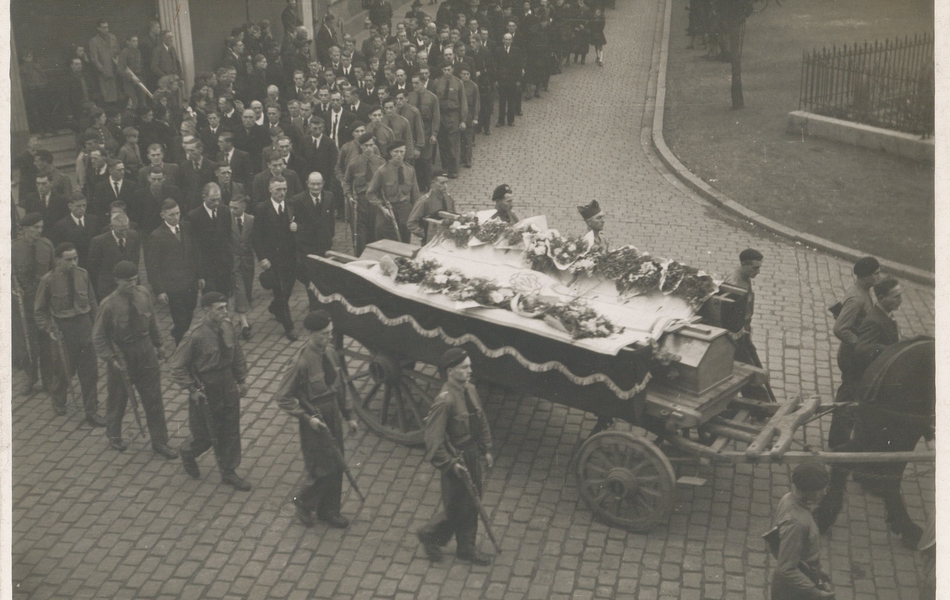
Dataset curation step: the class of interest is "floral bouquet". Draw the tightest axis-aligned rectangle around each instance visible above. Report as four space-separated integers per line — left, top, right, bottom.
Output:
547 234 591 271
616 256 663 296
659 260 698 295
523 229 558 271
674 273 718 310
510 292 553 318
393 257 442 284
448 277 513 307
595 245 642 280
500 222 541 249
542 301 623 340
474 219 512 244
419 267 469 295
442 212 481 247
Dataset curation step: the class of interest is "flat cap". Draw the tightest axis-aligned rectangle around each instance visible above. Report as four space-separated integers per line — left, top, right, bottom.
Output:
20 212 43 227
792 462 829 492
201 291 229 307
303 310 332 331
113 260 138 280
492 184 512 201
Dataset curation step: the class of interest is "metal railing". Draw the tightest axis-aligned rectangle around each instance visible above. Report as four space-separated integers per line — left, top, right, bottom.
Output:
798 34 934 136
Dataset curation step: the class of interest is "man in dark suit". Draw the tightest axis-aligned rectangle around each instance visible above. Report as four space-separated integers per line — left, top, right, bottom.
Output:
301 118 340 189
145 199 199 345
214 164 246 207
150 30 181 80
252 150 304 204
230 109 270 179
216 132 253 191
49 195 101 269
290 172 335 310
315 15 339 65
494 33 524 127
228 195 255 339
87 211 141 300
326 91 357 147
347 88 375 123
251 177 298 341
199 111 225 159
360 72 380 106
130 167 182 235
276 135 309 183
178 139 219 213
137 144 181 188
186 183 233 297
92 160 137 221
20 170 70 238
852 278 903 377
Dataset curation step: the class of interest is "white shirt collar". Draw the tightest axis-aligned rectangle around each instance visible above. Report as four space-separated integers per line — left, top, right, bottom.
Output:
112 230 125 244
271 198 284 212
166 221 179 233
204 204 216 219
255 115 265 126
73 214 84 226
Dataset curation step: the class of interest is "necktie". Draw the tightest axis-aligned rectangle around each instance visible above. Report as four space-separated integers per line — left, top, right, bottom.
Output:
128 295 142 336
332 112 339 140
79 217 84 228
43 194 49 208
237 218 243 234
174 225 180 240
397 166 405 185
194 160 200 172
118 237 125 249
211 208 217 220
278 203 284 217
66 269 76 307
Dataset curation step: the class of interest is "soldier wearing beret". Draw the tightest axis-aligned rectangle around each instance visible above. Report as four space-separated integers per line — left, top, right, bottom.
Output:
485 184 519 224
273 311 359 528
578 200 609 253
344 132 387 255
417 348 494 566
14 212 56 396
92 260 176 456
366 139 421 243
767 462 834 599
34 241 102 425
407 175 455 244
170 292 252 490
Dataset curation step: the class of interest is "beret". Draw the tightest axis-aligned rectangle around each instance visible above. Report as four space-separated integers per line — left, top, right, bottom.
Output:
739 248 763 263
303 310 332 331
19 212 43 227
388 139 407 151
351 120 367 130
113 260 138 280
259 268 280 291
492 184 512 201
792 462 829 492
201 291 229 307
577 200 602 221
439 348 469 372
357 131 376 145
853 256 881 277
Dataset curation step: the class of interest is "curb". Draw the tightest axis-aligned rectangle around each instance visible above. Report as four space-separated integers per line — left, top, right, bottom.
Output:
648 0 935 288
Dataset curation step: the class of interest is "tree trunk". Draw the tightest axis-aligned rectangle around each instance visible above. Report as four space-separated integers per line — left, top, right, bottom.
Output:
729 25 744 109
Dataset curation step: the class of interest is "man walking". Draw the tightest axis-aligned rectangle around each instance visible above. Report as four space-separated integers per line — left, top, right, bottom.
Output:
188 183 233 296
93 260 177 457
252 177 299 341
432 61 467 179
170 292 252 491
33 242 103 426
228 195 256 340
344 133 387 255
723 248 772 401
273 311 359 529
366 140 420 243
494 33 524 127
145 200 199 345
417 348 494 565
87 211 141 301
290 172 336 310
13 213 56 396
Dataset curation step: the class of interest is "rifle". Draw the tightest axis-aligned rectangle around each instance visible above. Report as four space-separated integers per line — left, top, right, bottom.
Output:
114 357 146 439
300 398 366 502
452 457 502 553
12 277 33 372
52 330 81 410
345 195 359 254
124 67 154 99
383 202 403 243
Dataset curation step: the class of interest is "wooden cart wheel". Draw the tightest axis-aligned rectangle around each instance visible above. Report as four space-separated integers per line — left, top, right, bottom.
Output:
336 334 442 446
575 431 677 532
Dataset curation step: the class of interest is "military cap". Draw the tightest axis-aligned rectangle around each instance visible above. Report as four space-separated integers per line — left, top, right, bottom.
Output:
577 200 603 221
792 462 829 492
357 131 376 145
303 310 332 331
20 212 43 227
492 184 512 201
439 348 469 373
113 261 138 280
853 256 881 277
201 291 229 307
388 139 407 152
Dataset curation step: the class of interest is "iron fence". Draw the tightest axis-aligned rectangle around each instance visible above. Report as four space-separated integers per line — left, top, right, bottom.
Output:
799 34 933 136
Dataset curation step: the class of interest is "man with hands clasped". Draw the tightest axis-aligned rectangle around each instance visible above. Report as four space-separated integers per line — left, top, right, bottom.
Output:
273 311 359 529
417 348 494 566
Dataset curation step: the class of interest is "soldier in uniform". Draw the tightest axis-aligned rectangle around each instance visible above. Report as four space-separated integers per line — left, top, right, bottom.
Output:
417 348 494 566
170 292 252 490
344 132 387 255
432 60 468 179
407 175 455 244
482 184 520 223
13 213 56 396
92 260 177 456
366 140 421 243
33 242 103 426
273 311 359 528
578 200 609 253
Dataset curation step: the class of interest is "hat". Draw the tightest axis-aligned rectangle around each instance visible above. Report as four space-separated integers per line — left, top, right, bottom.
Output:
439 348 469 373
357 131 376 145
792 462 829 492
259 268 280 291
303 310 332 331
388 139 407 152
351 120 367 131
412 0 423 6
200 291 228 307
577 200 602 221
434 174 449 183
19 212 43 227
853 256 881 278
492 184 512 202
113 260 138 280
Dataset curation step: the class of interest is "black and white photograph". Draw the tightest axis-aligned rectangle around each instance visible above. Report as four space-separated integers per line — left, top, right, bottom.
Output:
4 0 941 597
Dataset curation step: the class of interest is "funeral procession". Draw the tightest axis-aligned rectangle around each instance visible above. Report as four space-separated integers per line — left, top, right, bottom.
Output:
6 0 936 597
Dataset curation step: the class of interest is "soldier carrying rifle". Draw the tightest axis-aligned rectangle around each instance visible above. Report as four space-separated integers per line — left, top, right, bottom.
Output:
14 212 55 398
273 311 360 529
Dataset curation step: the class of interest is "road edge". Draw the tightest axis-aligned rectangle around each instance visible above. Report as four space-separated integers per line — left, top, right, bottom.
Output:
647 0 935 287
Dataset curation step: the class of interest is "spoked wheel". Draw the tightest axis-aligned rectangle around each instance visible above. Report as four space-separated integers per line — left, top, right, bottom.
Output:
336 334 441 446
575 431 676 532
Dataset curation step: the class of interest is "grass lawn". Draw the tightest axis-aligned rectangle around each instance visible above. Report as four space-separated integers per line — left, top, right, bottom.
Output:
662 0 934 271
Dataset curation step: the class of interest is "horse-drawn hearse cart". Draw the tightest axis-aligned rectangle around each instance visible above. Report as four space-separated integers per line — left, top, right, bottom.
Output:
305 214 935 532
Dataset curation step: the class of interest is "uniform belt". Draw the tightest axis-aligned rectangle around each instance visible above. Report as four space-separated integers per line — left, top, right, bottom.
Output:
390 199 410 205
53 312 91 322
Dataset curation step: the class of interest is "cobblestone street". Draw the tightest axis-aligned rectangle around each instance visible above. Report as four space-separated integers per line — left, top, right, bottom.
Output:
11 0 935 597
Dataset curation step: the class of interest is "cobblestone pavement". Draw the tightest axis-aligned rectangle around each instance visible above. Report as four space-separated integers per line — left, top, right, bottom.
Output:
11 0 935 598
